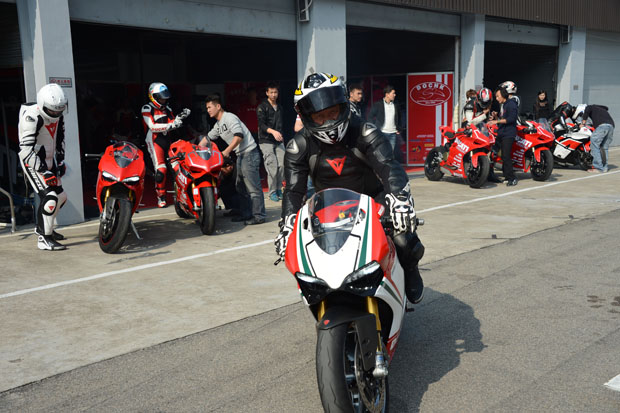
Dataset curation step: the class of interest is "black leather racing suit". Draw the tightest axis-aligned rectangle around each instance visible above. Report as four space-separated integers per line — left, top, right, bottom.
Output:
281 120 424 292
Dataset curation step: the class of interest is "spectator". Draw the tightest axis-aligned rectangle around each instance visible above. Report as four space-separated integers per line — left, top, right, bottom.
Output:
257 82 285 202
369 85 401 150
348 83 364 122
200 94 266 225
487 86 519 186
533 90 552 130
578 104 615 173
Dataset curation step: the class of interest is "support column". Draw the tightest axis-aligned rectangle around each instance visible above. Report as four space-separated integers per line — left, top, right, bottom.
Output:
16 0 84 225
557 27 586 105
459 14 485 106
296 0 347 83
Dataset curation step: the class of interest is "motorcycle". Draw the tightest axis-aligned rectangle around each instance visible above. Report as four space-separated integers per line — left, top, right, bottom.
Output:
425 124 493 188
281 188 423 412
168 138 224 235
552 122 594 170
487 120 555 181
94 141 145 253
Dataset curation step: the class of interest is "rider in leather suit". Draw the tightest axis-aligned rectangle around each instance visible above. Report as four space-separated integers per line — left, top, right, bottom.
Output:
275 73 425 304
18 83 69 250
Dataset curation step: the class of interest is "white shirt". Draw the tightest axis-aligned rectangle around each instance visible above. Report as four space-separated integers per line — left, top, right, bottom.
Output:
382 100 397 133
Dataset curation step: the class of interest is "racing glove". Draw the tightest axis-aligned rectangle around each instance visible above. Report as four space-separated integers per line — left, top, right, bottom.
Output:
42 171 58 187
57 161 66 177
177 108 191 120
170 118 183 130
275 214 296 258
385 184 417 233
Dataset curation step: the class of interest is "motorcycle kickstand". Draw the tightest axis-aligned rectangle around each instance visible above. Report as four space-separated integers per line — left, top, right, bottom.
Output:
130 220 142 240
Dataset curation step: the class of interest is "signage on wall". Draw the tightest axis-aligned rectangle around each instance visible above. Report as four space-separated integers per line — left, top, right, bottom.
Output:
49 77 73 88
406 72 454 166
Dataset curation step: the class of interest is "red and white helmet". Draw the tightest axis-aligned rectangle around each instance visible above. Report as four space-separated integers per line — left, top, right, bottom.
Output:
500 81 517 95
294 72 350 145
37 83 67 122
477 88 492 109
148 82 171 109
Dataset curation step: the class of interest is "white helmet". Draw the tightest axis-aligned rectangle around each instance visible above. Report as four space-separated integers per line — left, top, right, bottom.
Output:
37 83 67 122
294 72 350 145
572 103 587 120
148 82 171 109
500 81 517 95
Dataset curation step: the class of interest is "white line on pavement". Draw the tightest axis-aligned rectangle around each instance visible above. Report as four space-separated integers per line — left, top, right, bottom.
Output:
1 169 619 300
604 374 620 392
0 239 273 299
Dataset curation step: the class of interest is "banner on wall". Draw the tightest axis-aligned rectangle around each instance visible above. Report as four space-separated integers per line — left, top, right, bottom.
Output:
406 72 454 166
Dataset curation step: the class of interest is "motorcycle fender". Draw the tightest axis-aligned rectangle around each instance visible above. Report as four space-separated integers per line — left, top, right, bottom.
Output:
470 151 486 168
533 147 547 163
317 306 378 372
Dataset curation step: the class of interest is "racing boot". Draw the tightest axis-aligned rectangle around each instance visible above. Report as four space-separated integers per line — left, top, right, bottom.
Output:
35 227 65 241
393 231 425 304
37 235 66 251
404 265 424 304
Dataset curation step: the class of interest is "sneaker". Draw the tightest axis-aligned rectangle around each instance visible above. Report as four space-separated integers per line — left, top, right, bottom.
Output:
587 168 603 174
506 178 518 186
157 196 167 208
269 193 280 202
35 228 65 241
244 217 265 225
276 189 283 200
37 235 66 251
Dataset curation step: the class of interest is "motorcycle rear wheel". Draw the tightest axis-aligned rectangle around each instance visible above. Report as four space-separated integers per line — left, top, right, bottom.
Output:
577 150 593 171
98 198 132 253
199 186 216 235
531 149 554 181
466 155 490 188
424 147 444 181
316 323 388 413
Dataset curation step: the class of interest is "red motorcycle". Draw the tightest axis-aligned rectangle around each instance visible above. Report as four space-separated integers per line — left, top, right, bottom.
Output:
552 122 594 170
425 124 493 188
488 120 555 181
168 138 224 235
95 141 145 253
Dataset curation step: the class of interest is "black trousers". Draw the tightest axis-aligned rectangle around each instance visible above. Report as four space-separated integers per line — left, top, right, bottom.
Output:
499 136 516 181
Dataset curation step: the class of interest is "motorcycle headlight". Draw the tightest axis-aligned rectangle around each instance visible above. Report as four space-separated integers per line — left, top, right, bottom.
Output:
102 171 119 182
342 261 383 296
294 272 331 306
122 176 140 184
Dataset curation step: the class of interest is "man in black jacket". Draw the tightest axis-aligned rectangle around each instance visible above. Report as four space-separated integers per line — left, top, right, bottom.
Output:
257 82 285 201
368 85 400 151
578 104 614 173
487 85 519 186
275 73 425 305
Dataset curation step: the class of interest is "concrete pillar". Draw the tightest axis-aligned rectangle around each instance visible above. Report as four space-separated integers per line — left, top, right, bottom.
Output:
557 27 586 105
16 0 84 225
296 0 347 83
460 14 485 105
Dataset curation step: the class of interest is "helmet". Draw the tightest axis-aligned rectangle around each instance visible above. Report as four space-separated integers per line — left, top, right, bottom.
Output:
148 82 171 109
500 81 517 94
477 88 492 109
294 72 350 145
37 83 67 122
572 103 587 120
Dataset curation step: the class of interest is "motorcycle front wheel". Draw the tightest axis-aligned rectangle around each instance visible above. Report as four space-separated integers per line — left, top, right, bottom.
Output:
199 186 216 235
424 147 444 181
577 150 593 171
98 197 132 253
466 155 490 188
316 323 388 413
531 149 554 181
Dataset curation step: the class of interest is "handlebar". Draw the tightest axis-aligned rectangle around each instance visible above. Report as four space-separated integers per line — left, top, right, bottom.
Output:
84 153 103 159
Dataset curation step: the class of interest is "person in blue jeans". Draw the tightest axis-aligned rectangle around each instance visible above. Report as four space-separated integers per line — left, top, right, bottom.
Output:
576 104 615 173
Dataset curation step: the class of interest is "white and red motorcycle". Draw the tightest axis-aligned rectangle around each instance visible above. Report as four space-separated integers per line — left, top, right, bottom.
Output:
281 188 422 412
552 121 594 170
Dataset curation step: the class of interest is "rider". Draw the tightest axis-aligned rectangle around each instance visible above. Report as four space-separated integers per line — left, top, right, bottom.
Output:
142 82 190 208
275 72 425 304
18 83 69 250
463 87 492 128
548 101 575 137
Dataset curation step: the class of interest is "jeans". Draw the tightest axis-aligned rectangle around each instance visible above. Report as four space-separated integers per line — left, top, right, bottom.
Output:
590 123 614 172
236 148 266 220
259 142 285 196
383 132 398 151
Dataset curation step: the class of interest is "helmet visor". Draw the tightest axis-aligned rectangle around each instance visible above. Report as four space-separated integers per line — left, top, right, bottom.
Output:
43 107 64 118
296 86 346 117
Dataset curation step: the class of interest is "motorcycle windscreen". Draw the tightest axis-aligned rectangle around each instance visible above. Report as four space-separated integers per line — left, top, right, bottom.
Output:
113 142 140 168
308 188 361 255
195 148 212 160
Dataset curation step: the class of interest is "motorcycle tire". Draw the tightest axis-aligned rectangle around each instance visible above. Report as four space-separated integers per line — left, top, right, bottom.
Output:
316 323 388 413
466 155 490 189
531 149 554 181
199 186 216 235
424 147 444 181
577 150 593 171
174 184 192 219
98 197 132 254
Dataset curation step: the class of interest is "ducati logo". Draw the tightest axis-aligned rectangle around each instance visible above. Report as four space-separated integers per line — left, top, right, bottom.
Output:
45 122 58 137
326 156 346 175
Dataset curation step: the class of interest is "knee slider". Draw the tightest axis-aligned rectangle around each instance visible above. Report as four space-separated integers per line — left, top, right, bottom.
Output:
155 171 165 183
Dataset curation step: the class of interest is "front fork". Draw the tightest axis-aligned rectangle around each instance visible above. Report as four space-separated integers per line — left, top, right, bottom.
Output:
317 297 388 378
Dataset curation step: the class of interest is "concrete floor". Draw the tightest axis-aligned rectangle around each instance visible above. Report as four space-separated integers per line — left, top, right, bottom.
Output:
1 147 619 393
